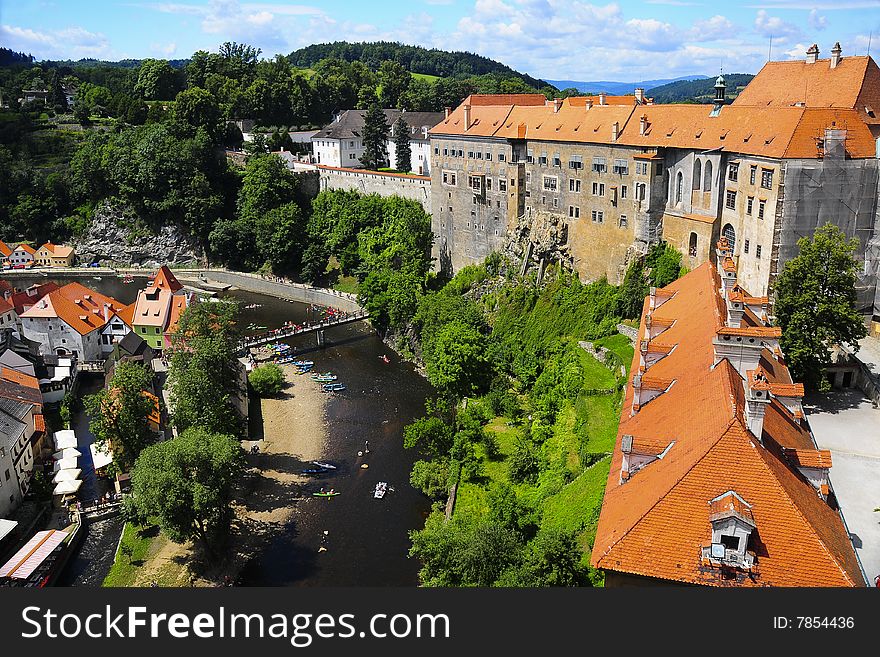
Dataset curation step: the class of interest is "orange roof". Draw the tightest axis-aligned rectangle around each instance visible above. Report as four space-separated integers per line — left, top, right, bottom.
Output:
769 382 805 397
0 296 13 314
151 265 183 293
166 294 189 335
733 55 880 125
133 286 172 328
0 241 11 258
33 413 45 433
20 282 126 335
143 391 161 425
38 243 55 254
0 367 39 389
14 244 36 255
432 94 877 159
566 95 652 107
717 325 782 338
592 262 864 587
465 93 547 107
708 491 755 527
784 448 833 469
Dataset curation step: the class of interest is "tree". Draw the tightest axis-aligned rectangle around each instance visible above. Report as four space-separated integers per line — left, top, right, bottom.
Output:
774 223 868 390
616 258 648 320
255 202 309 276
359 103 389 170
423 320 490 397
134 59 177 100
173 87 222 140
393 117 412 173
409 459 449 499
359 267 423 332
249 363 285 396
237 153 299 221
377 59 411 108
130 427 244 558
403 416 454 457
85 361 159 472
645 242 683 288
73 101 91 126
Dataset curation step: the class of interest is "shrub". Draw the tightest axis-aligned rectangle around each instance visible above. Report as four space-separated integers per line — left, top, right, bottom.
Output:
248 363 285 397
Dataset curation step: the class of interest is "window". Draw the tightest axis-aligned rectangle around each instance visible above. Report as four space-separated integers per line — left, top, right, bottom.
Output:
553 153 561 167
758 199 766 220
155 328 160 334
526 172 531 184
728 163 739 182
457 149 463 157
746 197 754 215
592 157 606 173
527 150 533 163
592 182 605 196
498 153 505 162
761 169 773 189
621 185 627 199
499 179 507 192
636 183 646 201
635 161 648 175
568 156 583 170
613 159 629 175
486 152 492 161
725 190 737 210
756 244 762 258
350 141 354 147
552 198 558 208
434 146 439 155
719 535 740 551
543 176 558 191
591 210 604 223
722 223 736 251
703 161 713 192
744 239 750 254
750 165 757 185
689 232 698 257
538 153 548 166
486 178 492 190
675 172 683 204
569 206 580 218
619 215 628 228
476 152 482 160
443 148 448 156
570 179 581 192
4 469 9 481
693 159 702 189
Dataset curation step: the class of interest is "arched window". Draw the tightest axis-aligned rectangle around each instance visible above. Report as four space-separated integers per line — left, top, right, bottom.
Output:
689 232 698 257
703 161 713 192
675 171 683 205
692 159 702 190
722 223 736 252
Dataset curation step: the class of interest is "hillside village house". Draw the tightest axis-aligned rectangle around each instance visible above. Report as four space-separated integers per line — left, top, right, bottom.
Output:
35 243 75 268
590 239 865 587
0 371 44 517
132 266 190 351
20 282 131 362
429 44 880 317
0 241 11 264
3 282 60 335
7 244 35 268
312 109 445 174
1 328 76 407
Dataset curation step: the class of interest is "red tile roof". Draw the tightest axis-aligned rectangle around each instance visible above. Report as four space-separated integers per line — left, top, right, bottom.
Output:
20 282 126 335
152 265 183 293
592 262 864 587
784 448 833 469
0 241 11 258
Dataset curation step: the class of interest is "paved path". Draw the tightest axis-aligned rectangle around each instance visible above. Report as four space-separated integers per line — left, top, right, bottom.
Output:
805 389 880 586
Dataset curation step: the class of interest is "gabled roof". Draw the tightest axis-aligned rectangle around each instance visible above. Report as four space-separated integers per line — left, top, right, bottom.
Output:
166 294 189 335
591 262 864 587
117 331 150 357
13 244 36 255
152 265 183 292
20 282 126 335
0 378 42 407
9 282 60 315
133 286 172 328
38 243 56 254
0 241 11 258
733 55 880 125
314 109 445 140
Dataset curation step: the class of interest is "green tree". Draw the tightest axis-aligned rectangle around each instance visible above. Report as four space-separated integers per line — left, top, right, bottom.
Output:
134 59 177 100
172 87 222 140
237 153 299 221
359 103 389 170
84 361 158 472
359 267 422 332
130 427 244 558
424 320 490 397
377 59 411 108
248 363 286 397
410 459 450 499
403 416 454 457
774 223 868 390
646 242 683 288
393 117 412 173
255 202 309 276
616 258 648 320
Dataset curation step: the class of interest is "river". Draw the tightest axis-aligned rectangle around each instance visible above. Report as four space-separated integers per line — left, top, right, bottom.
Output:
10 274 432 586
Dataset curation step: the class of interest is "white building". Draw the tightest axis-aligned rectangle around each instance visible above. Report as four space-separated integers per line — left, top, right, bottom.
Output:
8 245 35 267
312 109 444 174
0 398 37 517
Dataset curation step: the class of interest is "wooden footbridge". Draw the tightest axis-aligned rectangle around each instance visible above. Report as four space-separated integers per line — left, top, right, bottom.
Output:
237 309 370 351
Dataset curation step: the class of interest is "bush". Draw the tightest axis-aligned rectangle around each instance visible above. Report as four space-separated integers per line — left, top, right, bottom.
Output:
248 363 285 397
410 459 450 499
509 436 542 483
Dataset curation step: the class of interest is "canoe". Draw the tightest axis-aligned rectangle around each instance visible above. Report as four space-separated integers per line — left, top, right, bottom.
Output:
312 491 340 497
311 461 336 470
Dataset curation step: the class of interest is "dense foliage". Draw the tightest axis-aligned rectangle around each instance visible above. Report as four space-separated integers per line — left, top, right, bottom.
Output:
248 363 286 397
774 223 868 391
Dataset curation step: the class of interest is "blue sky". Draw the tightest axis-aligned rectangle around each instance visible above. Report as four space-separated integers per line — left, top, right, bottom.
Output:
2 1 879 80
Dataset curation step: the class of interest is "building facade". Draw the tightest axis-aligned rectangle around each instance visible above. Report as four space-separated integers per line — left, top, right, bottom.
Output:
429 47 880 316
35 243 75 268
8 245 35 267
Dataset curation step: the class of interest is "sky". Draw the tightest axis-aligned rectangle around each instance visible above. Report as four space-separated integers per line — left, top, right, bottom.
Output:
2 0 880 81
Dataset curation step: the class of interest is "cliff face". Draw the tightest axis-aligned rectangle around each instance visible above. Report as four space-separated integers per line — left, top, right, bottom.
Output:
73 201 204 267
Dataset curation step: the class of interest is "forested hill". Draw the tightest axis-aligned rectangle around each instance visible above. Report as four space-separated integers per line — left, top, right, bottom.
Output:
648 73 754 103
289 41 550 90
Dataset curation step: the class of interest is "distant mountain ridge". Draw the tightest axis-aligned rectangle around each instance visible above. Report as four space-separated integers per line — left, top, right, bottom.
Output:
647 74 755 103
545 75 707 95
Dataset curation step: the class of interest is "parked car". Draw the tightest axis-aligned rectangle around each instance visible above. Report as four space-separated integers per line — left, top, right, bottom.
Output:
12 264 26 269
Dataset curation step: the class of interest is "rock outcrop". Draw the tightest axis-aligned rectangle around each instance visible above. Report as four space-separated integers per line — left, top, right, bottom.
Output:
73 201 203 267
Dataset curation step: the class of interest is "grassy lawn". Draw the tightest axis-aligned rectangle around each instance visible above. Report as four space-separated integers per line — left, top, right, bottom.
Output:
576 348 617 389
593 333 635 374
103 522 157 587
579 393 622 454
333 275 359 294
411 72 440 83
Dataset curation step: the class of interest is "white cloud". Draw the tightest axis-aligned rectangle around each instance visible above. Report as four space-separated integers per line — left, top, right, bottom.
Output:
753 10 801 40
690 15 735 41
747 1 879 8
150 41 178 56
808 9 827 31
1 24 113 60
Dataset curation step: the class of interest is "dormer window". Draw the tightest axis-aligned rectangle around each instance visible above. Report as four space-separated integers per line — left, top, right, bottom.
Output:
701 491 757 572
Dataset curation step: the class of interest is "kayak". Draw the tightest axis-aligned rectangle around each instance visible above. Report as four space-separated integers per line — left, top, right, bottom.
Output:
311 461 337 470
312 491 340 497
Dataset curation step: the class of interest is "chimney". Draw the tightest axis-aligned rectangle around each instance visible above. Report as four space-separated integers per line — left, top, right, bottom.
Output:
639 114 648 136
631 374 642 414
634 88 645 104
830 41 842 69
744 368 772 441
103 302 110 322
553 97 562 113
444 107 451 119
612 121 620 141
806 43 819 64
598 92 607 106
463 104 471 130
585 98 593 110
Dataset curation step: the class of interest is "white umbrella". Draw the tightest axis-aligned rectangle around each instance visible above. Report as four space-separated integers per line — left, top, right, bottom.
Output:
53 479 82 495
53 430 77 450
52 448 82 460
53 457 78 472
52 469 81 484
90 443 113 470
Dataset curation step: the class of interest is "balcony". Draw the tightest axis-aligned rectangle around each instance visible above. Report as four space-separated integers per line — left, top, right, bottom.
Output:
700 545 756 570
